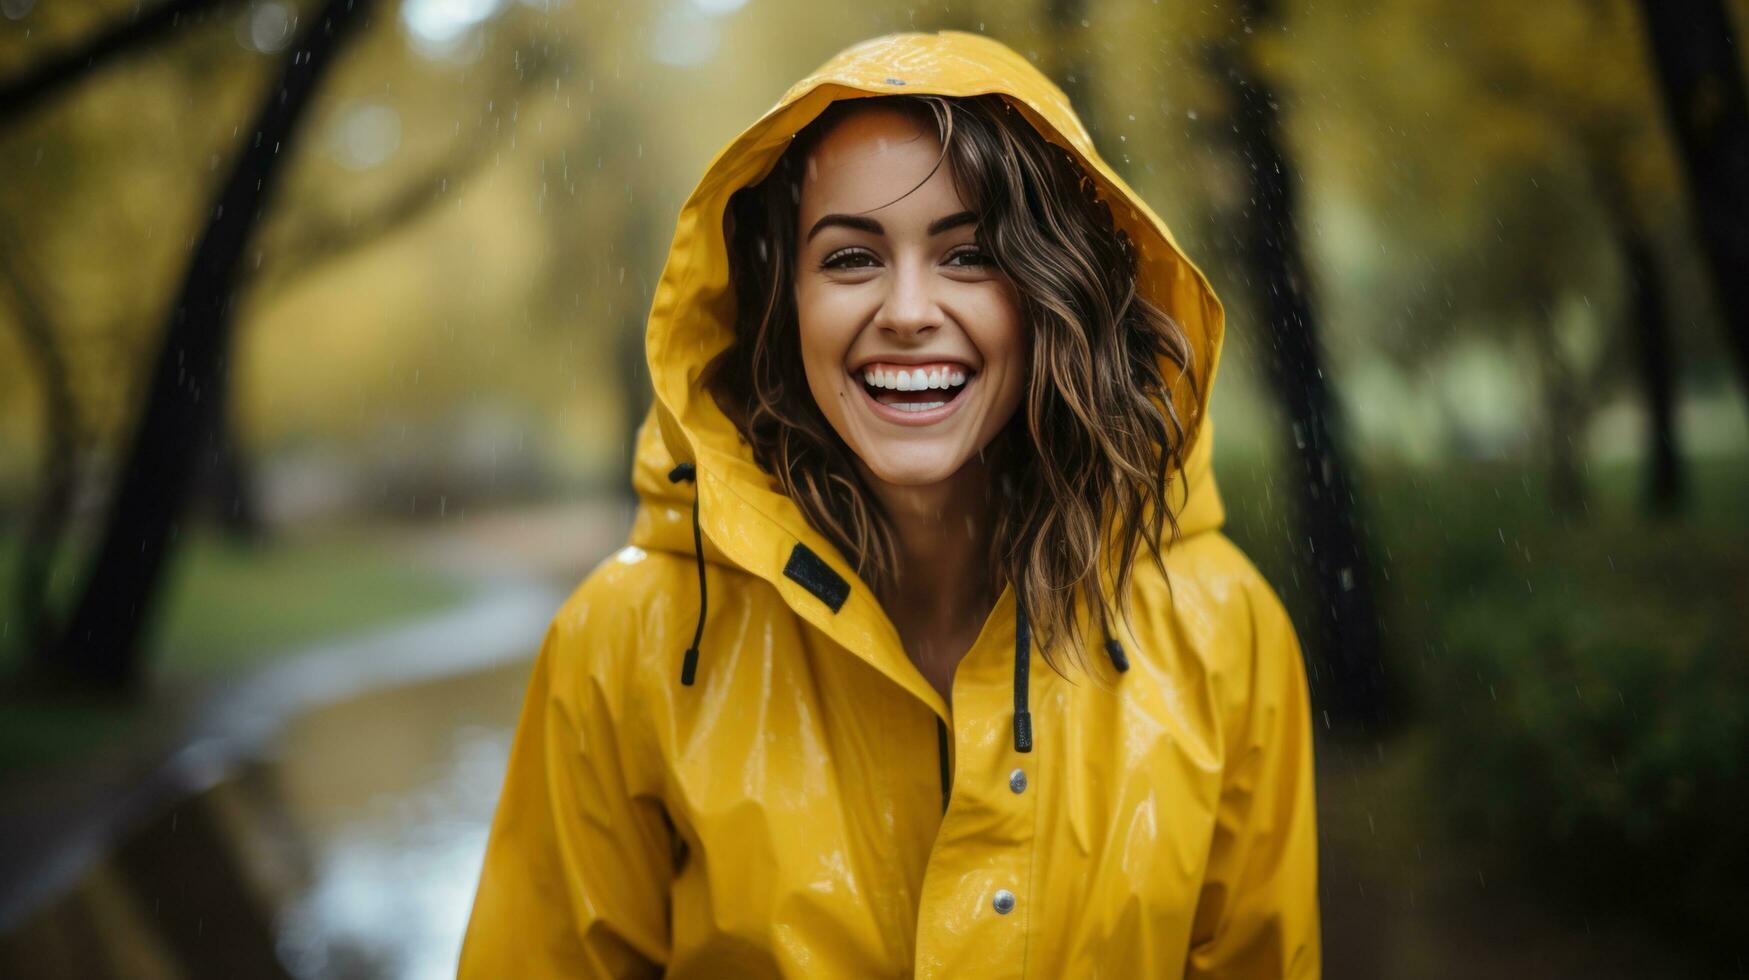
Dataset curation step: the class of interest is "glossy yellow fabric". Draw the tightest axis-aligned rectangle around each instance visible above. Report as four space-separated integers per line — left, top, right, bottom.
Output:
460 30 1319 979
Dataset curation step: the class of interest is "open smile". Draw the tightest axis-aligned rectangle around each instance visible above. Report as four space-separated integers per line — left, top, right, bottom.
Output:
850 360 977 426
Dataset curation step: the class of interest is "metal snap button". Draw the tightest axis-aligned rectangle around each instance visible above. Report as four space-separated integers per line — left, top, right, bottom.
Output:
1008 768 1027 794
993 889 1016 915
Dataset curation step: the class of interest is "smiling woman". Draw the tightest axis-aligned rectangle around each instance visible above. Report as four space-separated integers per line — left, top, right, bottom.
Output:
461 30 1319 979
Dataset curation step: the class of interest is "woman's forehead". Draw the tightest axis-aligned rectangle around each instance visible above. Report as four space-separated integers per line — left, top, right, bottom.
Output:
798 106 962 223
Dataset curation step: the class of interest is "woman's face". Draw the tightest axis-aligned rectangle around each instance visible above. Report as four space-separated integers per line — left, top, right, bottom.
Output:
793 106 1027 490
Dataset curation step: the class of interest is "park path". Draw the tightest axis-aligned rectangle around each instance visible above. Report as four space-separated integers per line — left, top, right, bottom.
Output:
0 498 634 933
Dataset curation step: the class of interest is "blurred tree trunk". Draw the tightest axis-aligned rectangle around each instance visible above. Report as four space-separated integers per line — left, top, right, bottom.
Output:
0 232 79 662
1593 193 1688 516
1528 313 1588 516
0 0 258 667
0 0 242 127
1216 0 1391 728
42 0 375 691
1586 147 1687 516
1636 0 1749 408
195 409 266 542
1622 229 1685 515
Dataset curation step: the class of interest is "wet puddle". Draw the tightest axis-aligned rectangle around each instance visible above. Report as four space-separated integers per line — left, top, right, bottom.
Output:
0 661 533 979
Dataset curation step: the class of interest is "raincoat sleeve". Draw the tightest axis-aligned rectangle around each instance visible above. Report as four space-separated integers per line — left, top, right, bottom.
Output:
1186 581 1321 979
458 589 674 978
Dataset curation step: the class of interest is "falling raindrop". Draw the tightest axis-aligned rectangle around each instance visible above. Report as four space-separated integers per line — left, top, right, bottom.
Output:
239 0 295 53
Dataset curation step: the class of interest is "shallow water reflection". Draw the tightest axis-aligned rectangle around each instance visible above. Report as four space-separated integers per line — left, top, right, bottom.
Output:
0 658 535 978
263 661 528 979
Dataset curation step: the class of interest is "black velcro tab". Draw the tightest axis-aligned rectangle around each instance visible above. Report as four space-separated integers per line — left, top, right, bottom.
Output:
783 543 850 612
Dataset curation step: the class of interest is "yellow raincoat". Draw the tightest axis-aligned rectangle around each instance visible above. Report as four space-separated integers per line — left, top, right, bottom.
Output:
460 30 1318 979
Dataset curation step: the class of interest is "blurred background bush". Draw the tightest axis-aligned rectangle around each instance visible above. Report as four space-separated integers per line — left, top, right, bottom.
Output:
0 0 1745 976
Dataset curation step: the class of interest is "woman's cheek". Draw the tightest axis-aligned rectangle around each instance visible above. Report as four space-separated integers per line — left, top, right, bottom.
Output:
797 318 856 425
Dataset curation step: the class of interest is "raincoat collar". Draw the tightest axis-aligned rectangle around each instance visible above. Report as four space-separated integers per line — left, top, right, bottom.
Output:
626 30 1228 722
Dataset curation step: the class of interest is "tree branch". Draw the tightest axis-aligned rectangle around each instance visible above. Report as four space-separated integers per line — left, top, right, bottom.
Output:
0 0 247 128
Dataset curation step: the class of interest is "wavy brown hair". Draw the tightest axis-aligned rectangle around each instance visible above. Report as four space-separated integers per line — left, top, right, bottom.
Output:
707 93 1198 673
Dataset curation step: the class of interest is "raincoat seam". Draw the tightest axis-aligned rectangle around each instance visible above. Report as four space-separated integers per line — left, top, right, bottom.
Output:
1230 576 1267 773
703 453 860 590
935 716 952 812
1018 712 1045 979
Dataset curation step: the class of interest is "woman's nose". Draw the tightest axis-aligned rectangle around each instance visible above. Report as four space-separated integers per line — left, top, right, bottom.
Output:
875 263 940 339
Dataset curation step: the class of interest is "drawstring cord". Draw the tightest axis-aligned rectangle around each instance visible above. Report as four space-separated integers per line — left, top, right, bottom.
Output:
1011 597 1131 754
667 462 706 686
1103 620 1130 673
1013 596 1033 753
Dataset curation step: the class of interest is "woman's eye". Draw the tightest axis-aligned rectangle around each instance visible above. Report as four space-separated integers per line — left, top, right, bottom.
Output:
821 248 878 270
946 247 994 268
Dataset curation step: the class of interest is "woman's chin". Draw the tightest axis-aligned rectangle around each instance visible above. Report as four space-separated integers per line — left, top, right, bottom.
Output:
855 448 976 489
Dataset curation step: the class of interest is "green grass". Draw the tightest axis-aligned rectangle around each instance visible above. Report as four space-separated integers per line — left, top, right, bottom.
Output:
0 524 468 775
148 530 466 676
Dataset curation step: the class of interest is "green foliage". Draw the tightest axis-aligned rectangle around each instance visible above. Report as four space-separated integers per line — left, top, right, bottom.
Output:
1222 452 1749 958
1412 489 1749 951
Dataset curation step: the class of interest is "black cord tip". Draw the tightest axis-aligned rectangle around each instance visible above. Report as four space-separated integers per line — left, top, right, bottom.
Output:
1013 710 1033 753
1105 638 1130 673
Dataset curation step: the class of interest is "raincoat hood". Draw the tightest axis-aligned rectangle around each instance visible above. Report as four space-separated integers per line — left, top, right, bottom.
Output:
463 30 1318 980
627 29 1228 718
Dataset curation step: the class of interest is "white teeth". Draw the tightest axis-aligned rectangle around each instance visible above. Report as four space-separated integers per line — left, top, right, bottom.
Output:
860 365 971 391
893 400 947 412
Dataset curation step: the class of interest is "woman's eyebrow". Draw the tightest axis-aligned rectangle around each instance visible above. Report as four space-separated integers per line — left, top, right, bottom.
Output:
927 210 978 235
807 214 882 241
805 210 979 242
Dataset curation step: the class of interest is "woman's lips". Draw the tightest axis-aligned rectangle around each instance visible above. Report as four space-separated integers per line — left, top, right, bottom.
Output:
852 369 975 426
